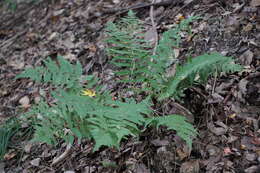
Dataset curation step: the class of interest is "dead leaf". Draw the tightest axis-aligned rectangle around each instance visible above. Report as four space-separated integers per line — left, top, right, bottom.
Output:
243 23 254 32
226 16 240 32
84 166 95 173
250 0 260 7
4 151 16 160
151 139 169 147
251 137 260 145
208 122 227 136
206 145 221 156
239 50 254 66
24 143 32 153
180 160 200 173
241 136 257 150
144 28 157 46
174 48 180 58
245 152 257 161
176 146 190 160
30 158 41 167
223 147 232 156
8 60 25 69
135 163 150 173
244 165 260 173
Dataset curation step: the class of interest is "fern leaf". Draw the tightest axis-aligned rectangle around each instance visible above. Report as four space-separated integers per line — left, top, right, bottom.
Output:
146 114 197 148
159 53 242 100
16 67 44 82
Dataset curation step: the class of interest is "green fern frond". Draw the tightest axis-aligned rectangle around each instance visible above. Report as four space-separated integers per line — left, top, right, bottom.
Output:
16 56 83 89
105 11 151 85
146 114 197 148
159 53 242 100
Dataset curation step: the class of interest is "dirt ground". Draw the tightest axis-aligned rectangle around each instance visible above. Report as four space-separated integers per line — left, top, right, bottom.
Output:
0 0 260 172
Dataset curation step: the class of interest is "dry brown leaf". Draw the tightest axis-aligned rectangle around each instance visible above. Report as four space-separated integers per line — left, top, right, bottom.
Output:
176 148 190 160
180 160 200 173
250 0 260 7
4 151 16 160
151 139 170 147
30 158 41 167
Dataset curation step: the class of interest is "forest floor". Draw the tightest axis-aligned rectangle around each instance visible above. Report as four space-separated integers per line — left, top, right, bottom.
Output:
0 0 260 172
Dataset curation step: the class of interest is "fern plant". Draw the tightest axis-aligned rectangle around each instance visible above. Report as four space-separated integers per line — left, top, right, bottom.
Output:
17 56 195 150
105 11 242 101
104 11 242 147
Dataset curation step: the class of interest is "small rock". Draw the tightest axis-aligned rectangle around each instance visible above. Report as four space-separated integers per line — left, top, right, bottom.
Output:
30 158 40 167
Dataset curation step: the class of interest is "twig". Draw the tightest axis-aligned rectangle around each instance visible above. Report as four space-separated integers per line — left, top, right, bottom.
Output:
149 0 158 56
51 143 72 166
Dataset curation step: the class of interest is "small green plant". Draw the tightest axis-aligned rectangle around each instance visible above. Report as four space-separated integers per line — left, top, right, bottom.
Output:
0 118 20 160
105 11 242 101
17 56 195 150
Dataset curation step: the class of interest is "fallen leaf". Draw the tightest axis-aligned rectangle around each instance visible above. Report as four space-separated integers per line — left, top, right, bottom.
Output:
239 50 254 66
250 0 260 7
251 137 260 145
144 28 157 46
135 163 150 173
24 143 33 153
206 145 221 156
245 152 257 161
176 147 190 160
208 122 227 136
151 139 169 147
244 165 260 173
30 158 41 167
223 147 232 156
4 151 16 160
180 160 200 173
243 23 254 32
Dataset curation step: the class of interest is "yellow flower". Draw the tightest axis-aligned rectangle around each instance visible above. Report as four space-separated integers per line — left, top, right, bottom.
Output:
81 89 96 97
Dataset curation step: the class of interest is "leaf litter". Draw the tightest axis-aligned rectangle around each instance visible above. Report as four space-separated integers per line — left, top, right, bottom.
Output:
0 0 260 172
